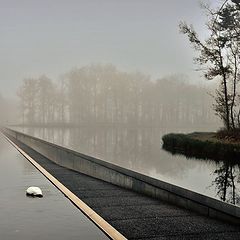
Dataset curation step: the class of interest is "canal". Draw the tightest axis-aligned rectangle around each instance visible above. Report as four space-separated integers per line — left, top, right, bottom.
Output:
11 126 240 206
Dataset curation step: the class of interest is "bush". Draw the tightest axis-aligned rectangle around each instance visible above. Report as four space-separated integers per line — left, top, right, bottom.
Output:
216 128 240 142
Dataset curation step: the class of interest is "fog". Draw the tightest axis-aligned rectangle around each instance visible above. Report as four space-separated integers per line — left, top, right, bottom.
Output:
0 94 17 125
0 0 216 95
2 0 240 206
0 0 219 126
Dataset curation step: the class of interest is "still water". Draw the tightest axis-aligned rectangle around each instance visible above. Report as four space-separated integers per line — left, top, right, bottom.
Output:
12 126 240 206
0 134 108 240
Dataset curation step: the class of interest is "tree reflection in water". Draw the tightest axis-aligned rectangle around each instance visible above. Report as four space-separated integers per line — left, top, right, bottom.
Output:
211 162 240 205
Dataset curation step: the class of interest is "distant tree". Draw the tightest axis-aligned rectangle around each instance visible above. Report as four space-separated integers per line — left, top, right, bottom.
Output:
55 78 68 124
179 1 240 130
17 78 38 125
37 75 55 124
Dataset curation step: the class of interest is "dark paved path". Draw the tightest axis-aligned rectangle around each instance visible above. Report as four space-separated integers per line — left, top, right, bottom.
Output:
10 137 240 240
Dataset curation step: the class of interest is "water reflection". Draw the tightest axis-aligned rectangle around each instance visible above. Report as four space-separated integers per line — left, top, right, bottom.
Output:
12 126 240 206
211 162 240 205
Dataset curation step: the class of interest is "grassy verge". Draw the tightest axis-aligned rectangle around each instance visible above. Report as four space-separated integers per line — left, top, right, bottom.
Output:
162 132 240 162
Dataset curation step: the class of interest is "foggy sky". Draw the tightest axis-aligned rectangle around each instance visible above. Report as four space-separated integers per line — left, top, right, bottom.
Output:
0 0 216 97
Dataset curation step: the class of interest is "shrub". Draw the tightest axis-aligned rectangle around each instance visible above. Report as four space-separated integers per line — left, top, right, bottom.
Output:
162 133 240 162
216 128 240 142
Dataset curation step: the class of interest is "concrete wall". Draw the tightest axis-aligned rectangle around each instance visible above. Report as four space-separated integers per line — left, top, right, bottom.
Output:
3 128 240 225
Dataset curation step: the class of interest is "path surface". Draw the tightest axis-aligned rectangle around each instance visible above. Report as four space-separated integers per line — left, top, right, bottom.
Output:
8 136 240 240
0 135 108 240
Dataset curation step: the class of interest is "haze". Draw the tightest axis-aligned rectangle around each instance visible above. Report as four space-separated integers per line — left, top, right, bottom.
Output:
0 0 217 97
2 0 240 220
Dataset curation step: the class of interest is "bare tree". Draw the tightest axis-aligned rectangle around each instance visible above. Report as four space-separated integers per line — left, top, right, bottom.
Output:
179 1 240 130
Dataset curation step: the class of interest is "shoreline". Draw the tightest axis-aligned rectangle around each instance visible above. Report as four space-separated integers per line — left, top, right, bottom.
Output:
162 132 240 162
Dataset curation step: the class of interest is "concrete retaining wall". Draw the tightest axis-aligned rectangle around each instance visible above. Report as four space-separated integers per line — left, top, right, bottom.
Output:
3 128 240 225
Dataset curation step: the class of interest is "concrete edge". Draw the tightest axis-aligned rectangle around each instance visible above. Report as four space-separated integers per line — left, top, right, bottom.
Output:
2 133 127 240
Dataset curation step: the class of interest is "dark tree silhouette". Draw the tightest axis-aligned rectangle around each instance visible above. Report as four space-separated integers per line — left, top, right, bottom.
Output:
179 1 240 130
211 162 239 204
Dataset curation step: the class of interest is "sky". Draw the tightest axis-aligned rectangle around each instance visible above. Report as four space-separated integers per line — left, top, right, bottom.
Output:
0 0 218 97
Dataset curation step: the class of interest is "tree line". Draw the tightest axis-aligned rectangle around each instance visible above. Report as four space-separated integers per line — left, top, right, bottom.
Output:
17 64 218 127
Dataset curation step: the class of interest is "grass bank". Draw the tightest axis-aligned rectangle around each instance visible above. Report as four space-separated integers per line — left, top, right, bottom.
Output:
162 132 240 162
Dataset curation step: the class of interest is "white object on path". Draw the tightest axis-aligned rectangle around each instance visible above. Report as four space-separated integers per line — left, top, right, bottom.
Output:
26 186 43 197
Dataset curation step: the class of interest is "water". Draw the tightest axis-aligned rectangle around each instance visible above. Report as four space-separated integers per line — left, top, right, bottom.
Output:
11 126 240 206
0 134 108 239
